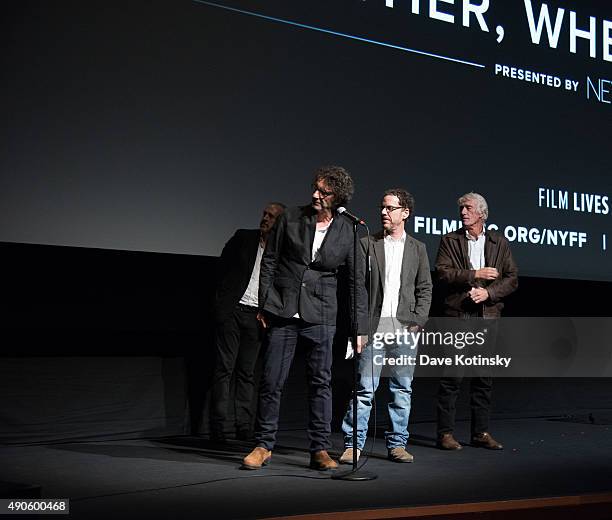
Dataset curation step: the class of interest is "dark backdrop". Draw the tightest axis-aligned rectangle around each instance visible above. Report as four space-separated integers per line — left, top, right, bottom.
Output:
1 1 610 279
1 242 610 444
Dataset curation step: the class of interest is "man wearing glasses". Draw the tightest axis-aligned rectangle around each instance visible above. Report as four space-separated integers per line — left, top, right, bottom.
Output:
242 165 369 471
340 188 432 464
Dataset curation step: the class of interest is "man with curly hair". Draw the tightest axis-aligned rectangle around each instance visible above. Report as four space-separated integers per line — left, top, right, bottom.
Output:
242 166 368 471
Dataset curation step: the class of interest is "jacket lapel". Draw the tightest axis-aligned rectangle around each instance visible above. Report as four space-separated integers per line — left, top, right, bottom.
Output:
302 209 316 264
484 231 499 268
458 231 470 269
314 215 339 264
400 237 415 289
373 235 385 290
246 230 260 271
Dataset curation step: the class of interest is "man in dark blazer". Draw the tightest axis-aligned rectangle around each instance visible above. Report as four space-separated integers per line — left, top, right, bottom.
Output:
435 192 518 451
210 202 285 441
340 188 432 464
242 166 368 471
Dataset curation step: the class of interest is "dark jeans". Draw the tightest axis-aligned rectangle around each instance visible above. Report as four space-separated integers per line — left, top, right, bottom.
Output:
437 376 493 436
210 304 261 435
436 319 498 437
254 317 335 452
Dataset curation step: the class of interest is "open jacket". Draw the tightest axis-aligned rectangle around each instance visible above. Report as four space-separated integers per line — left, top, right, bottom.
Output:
362 231 432 331
435 228 518 318
214 228 261 322
259 205 368 334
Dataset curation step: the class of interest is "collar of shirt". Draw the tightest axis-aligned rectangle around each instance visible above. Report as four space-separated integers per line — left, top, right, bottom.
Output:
311 218 333 262
316 218 333 233
384 231 406 244
465 228 485 241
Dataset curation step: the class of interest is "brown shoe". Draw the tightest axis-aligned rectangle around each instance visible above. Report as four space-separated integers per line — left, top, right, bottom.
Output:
472 432 503 450
242 447 272 470
309 450 339 471
388 447 414 463
437 432 463 450
339 448 361 465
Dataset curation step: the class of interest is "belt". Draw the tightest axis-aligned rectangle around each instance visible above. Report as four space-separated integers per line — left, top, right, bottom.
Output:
236 303 258 312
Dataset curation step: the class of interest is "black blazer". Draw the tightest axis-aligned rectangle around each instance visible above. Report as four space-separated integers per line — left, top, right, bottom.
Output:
215 229 261 321
259 205 368 333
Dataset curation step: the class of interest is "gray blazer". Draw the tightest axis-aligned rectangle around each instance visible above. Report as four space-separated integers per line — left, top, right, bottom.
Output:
363 231 432 331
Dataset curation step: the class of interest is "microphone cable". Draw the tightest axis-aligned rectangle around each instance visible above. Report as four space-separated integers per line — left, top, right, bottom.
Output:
342 222 380 473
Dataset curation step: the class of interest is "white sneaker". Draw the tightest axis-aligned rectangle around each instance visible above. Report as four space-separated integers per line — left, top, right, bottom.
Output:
339 448 361 464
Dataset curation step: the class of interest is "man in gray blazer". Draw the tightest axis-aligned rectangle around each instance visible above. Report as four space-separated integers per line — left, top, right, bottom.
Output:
340 188 432 464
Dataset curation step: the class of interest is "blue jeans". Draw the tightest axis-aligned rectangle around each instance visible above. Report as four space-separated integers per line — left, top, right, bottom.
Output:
342 338 416 450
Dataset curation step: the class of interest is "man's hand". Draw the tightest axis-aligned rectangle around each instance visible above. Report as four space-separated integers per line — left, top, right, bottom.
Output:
356 335 368 354
256 312 268 329
469 287 489 304
475 267 499 280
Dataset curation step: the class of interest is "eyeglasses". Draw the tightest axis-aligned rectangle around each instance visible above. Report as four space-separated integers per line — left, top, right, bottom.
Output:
312 184 334 197
379 205 405 213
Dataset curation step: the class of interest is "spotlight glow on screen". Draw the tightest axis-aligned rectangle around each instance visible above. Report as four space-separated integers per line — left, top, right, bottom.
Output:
0 1 610 280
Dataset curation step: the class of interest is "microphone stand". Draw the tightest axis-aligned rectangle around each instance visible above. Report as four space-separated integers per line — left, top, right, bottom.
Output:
332 221 377 481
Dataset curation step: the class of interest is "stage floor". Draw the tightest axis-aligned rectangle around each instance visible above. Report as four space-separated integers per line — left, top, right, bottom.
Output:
2 417 611 519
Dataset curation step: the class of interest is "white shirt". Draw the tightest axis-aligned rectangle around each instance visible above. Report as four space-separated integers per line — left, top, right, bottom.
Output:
466 228 486 270
239 241 264 307
293 219 333 318
312 219 332 261
380 231 406 319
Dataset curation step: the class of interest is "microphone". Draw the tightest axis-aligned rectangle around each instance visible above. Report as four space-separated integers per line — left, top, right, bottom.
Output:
337 207 366 226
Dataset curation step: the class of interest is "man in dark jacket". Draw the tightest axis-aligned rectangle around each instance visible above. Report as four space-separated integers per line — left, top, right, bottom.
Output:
340 188 432 464
435 192 518 451
242 166 368 471
210 202 285 441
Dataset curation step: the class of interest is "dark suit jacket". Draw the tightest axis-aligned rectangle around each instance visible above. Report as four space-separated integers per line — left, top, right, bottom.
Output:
363 231 432 331
435 228 518 318
259 205 368 333
215 229 261 321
